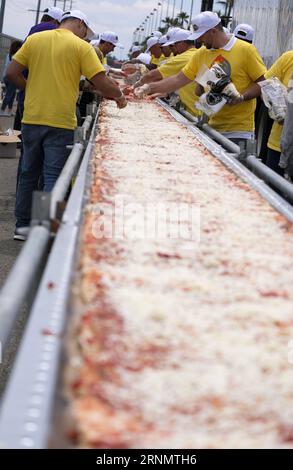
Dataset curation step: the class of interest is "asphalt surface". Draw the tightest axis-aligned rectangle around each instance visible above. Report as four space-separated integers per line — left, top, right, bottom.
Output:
0 112 28 398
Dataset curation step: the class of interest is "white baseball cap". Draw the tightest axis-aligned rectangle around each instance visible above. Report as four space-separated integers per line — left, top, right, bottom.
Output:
164 28 191 46
136 52 151 65
151 30 163 38
234 23 254 42
159 35 168 45
188 11 221 41
100 31 124 48
130 45 141 53
44 6 64 22
167 27 181 34
163 29 177 46
145 36 160 52
61 10 95 39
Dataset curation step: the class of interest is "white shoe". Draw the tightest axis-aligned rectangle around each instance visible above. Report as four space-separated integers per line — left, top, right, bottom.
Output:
13 227 28 241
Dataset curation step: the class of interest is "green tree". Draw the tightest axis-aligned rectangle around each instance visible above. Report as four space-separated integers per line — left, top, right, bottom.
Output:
161 16 180 33
177 11 189 27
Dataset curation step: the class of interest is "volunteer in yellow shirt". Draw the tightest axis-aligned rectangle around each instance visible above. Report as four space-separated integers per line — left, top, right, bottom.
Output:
264 50 293 176
145 37 164 68
135 29 200 117
7 10 126 236
136 11 266 144
159 35 173 60
96 31 123 68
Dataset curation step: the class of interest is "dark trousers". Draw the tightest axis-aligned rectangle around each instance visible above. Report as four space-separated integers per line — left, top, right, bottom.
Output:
1 79 17 110
266 148 284 177
15 124 74 228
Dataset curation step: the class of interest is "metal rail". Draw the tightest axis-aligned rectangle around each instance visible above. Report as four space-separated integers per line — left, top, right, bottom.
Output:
245 154 293 201
0 226 51 353
0 111 96 361
158 99 293 222
170 103 293 203
49 143 84 220
201 123 241 154
0 108 100 449
174 107 241 154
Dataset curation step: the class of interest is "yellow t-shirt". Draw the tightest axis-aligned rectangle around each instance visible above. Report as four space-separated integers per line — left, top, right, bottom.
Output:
158 48 200 116
95 46 108 65
265 51 293 152
151 54 165 66
182 38 266 132
14 29 105 130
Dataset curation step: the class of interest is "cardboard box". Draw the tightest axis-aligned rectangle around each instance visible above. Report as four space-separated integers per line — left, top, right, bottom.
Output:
0 131 21 158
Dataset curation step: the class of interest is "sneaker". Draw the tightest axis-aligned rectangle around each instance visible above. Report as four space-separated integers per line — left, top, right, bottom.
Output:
13 228 28 241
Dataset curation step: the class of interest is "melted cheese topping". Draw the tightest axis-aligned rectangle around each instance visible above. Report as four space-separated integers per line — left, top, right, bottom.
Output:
66 100 293 449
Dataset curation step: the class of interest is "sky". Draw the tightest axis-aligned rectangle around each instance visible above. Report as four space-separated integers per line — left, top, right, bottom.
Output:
2 0 204 59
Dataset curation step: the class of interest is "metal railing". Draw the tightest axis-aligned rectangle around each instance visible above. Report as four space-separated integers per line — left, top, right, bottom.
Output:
0 107 98 358
167 102 293 204
158 99 293 221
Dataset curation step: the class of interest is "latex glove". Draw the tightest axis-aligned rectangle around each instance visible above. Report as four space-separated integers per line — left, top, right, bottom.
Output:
133 79 143 89
268 102 286 124
115 93 127 109
122 63 139 75
125 71 141 85
222 82 244 104
134 84 151 99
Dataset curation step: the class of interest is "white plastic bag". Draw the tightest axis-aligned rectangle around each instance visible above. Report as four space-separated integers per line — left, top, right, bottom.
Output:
195 93 227 116
259 78 288 123
195 62 231 115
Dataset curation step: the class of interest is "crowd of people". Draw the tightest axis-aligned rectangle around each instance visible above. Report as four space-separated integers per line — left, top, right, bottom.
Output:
1 7 292 241
128 13 292 182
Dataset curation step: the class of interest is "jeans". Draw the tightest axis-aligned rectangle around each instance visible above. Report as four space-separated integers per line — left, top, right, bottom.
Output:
15 124 74 228
1 79 17 110
266 148 284 177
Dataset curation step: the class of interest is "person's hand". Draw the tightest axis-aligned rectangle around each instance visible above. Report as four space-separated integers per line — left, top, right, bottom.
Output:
268 104 286 124
222 82 244 105
134 84 151 99
133 79 143 89
115 93 127 109
121 63 138 75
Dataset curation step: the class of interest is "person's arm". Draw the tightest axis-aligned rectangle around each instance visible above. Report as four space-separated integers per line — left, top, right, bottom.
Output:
242 75 265 101
90 71 127 108
6 60 26 90
134 69 162 87
226 75 266 105
135 71 191 98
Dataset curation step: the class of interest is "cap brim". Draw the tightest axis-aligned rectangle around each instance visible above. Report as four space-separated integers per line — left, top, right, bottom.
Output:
86 26 95 40
163 39 175 46
187 29 208 41
137 53 151 65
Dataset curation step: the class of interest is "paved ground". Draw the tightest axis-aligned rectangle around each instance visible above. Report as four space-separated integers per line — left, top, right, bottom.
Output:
0 112 28 398
0 112 22 287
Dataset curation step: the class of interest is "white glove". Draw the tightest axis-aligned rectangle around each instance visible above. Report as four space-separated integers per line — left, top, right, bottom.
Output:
125 71 141 85
133 79 144 89
268 102 287 123
221 82 244 104
134 84 151 99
